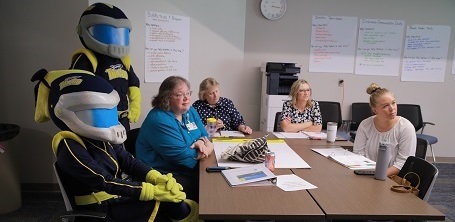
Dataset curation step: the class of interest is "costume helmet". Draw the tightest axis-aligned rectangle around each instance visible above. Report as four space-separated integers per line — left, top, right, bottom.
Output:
77 3 132 58
31 69 126 144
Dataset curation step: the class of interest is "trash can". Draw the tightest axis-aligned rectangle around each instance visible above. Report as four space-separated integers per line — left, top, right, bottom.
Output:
0 123 21 214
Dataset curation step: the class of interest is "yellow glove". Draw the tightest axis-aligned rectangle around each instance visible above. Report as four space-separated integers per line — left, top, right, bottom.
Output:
127 86 141 123
163 173 184 195
139 182 186 203
146 169 168 185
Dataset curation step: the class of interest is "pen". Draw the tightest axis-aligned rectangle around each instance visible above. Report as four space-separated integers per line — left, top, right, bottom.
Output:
206 166 232 172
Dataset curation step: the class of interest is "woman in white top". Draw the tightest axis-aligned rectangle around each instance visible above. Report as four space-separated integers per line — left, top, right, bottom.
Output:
353 83 416 176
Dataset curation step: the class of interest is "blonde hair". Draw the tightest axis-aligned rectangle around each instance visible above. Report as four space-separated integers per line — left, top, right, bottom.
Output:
366 83 393 108
198 77 220 100
289 79 313 109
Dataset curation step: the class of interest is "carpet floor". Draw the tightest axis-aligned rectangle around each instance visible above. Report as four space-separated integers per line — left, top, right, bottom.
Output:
0 163 453 222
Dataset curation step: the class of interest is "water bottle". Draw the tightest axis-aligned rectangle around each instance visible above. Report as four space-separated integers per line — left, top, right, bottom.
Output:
206 118 217 137
374 140 390 180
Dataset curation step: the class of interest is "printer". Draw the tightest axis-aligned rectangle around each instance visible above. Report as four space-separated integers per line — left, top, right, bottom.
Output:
265 62 300 95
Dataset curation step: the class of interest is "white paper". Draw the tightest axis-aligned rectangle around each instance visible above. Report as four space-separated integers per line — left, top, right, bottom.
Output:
219 131 245 138
213 140 311 169
273 132 309 139
355 19 405 76
145 11 190 82
309 15 358 73
276 174 317 191
311 147 355 157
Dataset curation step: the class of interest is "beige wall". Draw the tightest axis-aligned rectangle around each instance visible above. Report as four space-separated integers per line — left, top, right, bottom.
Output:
1 0 454 185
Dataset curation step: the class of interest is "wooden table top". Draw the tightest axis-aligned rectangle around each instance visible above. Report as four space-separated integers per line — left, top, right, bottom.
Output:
198 132 445 221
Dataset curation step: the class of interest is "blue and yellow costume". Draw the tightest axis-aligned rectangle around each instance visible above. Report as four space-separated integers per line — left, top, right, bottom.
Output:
70 3 141 131
31 69 201 222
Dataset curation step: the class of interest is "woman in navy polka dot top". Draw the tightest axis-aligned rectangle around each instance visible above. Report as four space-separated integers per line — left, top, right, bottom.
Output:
192 77 252 134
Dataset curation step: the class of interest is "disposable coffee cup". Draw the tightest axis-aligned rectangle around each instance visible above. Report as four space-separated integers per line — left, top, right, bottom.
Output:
326 122 337 143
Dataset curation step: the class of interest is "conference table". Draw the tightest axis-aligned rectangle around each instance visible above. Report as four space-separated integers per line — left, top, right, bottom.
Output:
198 132 445 221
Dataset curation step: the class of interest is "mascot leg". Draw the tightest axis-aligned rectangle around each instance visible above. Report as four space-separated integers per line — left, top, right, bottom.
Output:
171 199 203 222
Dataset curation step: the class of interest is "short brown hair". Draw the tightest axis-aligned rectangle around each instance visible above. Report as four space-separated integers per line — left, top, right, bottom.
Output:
152 76 190 110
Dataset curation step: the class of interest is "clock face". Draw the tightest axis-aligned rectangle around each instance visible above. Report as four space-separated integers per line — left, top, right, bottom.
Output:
260 0 287 20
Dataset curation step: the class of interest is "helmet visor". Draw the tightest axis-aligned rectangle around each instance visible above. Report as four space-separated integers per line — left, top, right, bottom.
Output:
88 24 130 46
76 107 119 128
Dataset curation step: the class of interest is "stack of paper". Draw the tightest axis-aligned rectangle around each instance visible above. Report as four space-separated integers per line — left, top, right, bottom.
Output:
312 147 376 170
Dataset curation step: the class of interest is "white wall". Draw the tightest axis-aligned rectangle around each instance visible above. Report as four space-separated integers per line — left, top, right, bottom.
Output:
1 0 454 185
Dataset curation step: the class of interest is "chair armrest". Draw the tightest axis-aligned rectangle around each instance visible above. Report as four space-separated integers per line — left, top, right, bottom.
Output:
421 121 435 134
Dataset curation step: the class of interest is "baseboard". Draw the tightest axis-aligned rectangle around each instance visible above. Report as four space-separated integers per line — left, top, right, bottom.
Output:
432 156 455 163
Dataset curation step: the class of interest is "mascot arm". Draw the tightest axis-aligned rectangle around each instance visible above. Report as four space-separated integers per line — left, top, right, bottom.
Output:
56 139 143 198
127 86 141 123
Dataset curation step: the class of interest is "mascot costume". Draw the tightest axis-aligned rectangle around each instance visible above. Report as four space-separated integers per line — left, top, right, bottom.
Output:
70 3 140 131
31 69 201 222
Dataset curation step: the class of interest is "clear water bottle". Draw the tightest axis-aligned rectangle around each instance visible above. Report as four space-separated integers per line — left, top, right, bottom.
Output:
374 140 390 180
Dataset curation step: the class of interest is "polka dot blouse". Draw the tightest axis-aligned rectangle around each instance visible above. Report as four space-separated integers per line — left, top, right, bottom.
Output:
192 97 246 131
280 100 322 125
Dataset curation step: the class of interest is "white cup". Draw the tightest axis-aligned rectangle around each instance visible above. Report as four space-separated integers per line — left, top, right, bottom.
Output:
326 122 337 143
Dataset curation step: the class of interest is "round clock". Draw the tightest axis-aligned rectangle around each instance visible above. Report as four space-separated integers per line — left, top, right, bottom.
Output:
260 0 287 20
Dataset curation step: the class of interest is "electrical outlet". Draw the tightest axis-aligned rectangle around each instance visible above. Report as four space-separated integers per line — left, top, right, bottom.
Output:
338 79 344 87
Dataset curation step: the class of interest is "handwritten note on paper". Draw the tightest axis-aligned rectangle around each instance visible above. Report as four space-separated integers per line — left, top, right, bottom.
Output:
401 25 451 82
355 19 405 76
145 11 190 82
309 15 358 73
276 174 317 191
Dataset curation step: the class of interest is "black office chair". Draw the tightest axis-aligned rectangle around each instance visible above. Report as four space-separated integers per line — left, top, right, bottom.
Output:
397 104 438 163
397 156 438 202
415 137 429 160
318 101 342 130
273 112 282 132
124 128 140 157
53 162 107 222
348 102 373 140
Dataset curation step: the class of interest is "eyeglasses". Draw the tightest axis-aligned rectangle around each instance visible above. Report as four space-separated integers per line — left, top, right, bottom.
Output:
299 88 311 93
172 91 192 99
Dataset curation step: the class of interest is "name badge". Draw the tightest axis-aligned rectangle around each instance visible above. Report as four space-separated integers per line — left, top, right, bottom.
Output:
186 122 198 131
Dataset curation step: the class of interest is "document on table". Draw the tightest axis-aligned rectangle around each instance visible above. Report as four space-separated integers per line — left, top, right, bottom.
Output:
273 132 309 139
276 174 317 191
221 164 276 187
213 139 311 169
311 147 375 170
311 147 354 157
219 131 245 137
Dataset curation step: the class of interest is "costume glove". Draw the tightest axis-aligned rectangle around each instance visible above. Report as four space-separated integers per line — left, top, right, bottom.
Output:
139 182 186 203
146 169 168 185
127 86 141 123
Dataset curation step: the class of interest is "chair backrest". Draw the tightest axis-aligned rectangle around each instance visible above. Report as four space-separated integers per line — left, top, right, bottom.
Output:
397 156 438 201
397 104 423 132
273 112 282 132
318 101 342 130
350 102 373 131
124 128 141 157
415 137 428 160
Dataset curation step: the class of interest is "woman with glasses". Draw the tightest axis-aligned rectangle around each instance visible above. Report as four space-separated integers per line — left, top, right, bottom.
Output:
136 76 214 202
280 79 322 132
192 77 252 135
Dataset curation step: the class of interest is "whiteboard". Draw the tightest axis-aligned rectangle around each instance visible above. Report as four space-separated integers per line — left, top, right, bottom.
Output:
309 15 358 73
401 25 451 82
355 19 405 76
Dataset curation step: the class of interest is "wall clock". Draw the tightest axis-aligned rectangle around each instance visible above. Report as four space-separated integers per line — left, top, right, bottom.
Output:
260 0 287 20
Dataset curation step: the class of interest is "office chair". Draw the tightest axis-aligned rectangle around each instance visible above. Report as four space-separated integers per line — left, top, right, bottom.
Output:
273 112 282 132
347 102 373 141
124 128 140 157
397 104 438 162
53 162 107 222
318 101 342 130
415 137 429 160
397 156 438 202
